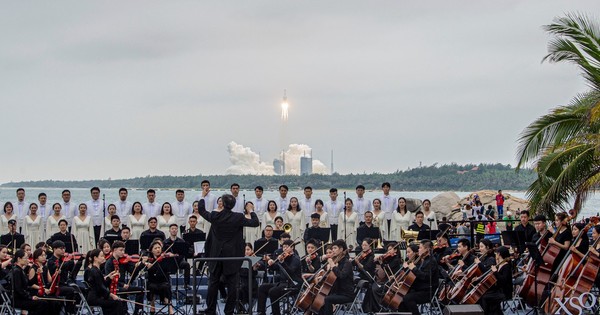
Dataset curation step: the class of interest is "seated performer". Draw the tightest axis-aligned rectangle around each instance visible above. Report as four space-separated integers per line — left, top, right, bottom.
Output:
407 211 430 233
302 238 321 276
256 239 302 315
143 240 174 315
443 238 474 278
2 219 23 252
237 243 259 312
10 249 54 315
47 240 82 314
318 239 354 315
433 232 453 268
474 239 496 272
27 248 61 315
353 237 376 282
47 219 79 253
163 223 191 288
361 242 403 312
84 248 124 315
397 239 439 315
104 240 146 315
479 246 512 314
140 217 166 240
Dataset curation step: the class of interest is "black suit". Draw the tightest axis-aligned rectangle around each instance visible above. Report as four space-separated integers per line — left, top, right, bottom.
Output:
198 199 259 315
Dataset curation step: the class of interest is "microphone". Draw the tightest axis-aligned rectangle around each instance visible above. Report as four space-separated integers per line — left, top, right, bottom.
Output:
427 218 435 222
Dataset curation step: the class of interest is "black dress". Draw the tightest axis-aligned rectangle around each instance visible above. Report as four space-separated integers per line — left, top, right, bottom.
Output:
84 266 124 315
10 265 53 315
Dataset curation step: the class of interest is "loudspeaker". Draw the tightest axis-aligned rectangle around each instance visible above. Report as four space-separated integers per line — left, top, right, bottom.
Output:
443 305 484 315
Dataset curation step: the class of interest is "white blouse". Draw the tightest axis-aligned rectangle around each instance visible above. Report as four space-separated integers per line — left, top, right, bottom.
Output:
46 215 67 238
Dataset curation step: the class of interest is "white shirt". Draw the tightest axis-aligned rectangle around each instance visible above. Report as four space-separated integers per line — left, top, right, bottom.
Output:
252 198 268 217
116 200 132 225
60 201 76 225
353 197 372 221
143 201 161 218
173 200 192 226
13 201 29 223
302 197 315 222
195 192 218 211
37 203 50 226
231 195 244 213
276 197 289 215
86 199 105 226
324 200 343 223
381 194 397 220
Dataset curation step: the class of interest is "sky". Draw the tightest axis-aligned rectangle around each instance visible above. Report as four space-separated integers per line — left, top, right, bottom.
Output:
1 1 599 183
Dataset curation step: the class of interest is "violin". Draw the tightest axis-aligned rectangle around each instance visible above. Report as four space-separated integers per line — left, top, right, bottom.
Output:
35 263 45 297
63 252 85 262
355 249 372 263
118 254 141 264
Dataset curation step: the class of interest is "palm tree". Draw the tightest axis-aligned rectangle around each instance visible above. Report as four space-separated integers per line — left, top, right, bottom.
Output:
516 13 600 217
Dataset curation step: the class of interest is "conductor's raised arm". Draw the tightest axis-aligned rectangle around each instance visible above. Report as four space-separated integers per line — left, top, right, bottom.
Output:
198 199 212 223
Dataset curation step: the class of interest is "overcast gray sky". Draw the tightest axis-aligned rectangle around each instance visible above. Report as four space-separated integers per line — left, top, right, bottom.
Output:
2 1 599 183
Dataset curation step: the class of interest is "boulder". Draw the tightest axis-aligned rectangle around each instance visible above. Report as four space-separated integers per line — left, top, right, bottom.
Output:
459 190 529 216
431 192 461 220
405 198 423 213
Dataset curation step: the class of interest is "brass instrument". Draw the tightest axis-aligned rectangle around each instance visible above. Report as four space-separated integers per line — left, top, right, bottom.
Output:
401 230 419 243
283 223 293 233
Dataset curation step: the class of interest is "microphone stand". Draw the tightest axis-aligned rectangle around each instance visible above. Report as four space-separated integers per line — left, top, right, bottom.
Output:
102 194 106 241
343 192 347 243
427 217 435 315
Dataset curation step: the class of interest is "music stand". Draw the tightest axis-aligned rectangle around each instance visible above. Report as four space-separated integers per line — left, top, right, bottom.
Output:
183 233 205 258
140 235 160 252
272 230 285 240
418 230 438 241
125 240 140 255
383 240 407 251
104 235 121 246
502 231 526 254
253 239 278 256
305 228 330 246
356 227 380 246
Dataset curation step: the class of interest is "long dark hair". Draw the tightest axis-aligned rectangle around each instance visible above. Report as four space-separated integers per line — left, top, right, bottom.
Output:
396 197 407 214
85 249 102 269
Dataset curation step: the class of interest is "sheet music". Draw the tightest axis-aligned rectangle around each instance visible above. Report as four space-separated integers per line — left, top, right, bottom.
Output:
194 241 205 254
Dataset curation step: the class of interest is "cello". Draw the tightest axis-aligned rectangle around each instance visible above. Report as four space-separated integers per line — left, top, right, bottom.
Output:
447 248 481 303
297 249 347 314
461 257 511 304
381 252 423 310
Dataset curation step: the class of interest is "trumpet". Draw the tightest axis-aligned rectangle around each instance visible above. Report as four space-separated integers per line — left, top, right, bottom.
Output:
283 223 293 233
401 230 419 243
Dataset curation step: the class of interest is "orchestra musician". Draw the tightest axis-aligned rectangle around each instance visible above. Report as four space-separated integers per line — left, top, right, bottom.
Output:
237 243 259 312
444 239 474 277
353 237 376 283
397 239 439 315
84 248 124 315
407 211 430 233
361 242 403 312
531 214 550 245
144 240 174 315
473 239 496 272
588 225 600 288
47 240 81 315
302 238 321 275
303 213 322 243
46 219 79 254
318 239 354 315
256 239 302 315
97 238 112 270
10 249 55 315
27 248 61 315
478 246 512 314
140 217 166 241
568 222 589 258
0 245 11 279
433 232 453 269
357 211 380 246
104 240 146 315
547 212 572 274
514 211 536 244
163 223 191 288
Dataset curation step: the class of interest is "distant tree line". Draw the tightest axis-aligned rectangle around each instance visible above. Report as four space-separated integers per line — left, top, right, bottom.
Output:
1 163 536 191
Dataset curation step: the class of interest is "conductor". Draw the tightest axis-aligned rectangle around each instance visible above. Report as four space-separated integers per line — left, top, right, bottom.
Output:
198 194 259 315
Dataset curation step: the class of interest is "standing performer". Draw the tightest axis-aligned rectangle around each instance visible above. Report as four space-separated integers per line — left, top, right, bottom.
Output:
23 203 43 246
198 194 259 315
84 248 124 315
72 203 95 254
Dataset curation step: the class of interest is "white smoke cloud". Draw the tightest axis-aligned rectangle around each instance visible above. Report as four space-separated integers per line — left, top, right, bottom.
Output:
226 142 328 175
226 142 275 175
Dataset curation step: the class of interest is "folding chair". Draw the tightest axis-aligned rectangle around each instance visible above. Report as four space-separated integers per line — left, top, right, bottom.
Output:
334 279 369 314
78 282 103 315
0 286 16 315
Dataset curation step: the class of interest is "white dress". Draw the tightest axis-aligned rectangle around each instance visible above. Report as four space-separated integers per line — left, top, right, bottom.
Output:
128 214 148 239
23 215 43 246
46 215 67 238
337 212 359 247
284 210 306 255
244 220 261 245
72 216 95 253
0 214 16 236
424 211 438 230
389 211 413 241
372 210 387 240
157 215 177 237
261 212 278 229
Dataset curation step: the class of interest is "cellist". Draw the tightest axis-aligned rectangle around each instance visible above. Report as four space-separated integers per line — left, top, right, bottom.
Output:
317 239 354 315
478 246 512 314
473 239 496 273
588 225 600 289
397 239 439 315
546 212 572 274
568 222 589 258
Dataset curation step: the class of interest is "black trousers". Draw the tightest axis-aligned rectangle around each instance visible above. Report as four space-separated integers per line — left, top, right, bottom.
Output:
118 285 145 314
319 293 354 315
330 224 338 241
147 281 172 303
93 225 101 246
257 282 290 315
398 288 434 315
14 299 51 315
88 296 125 315
57 285 78 314
206 263 239 315
480 291 505 315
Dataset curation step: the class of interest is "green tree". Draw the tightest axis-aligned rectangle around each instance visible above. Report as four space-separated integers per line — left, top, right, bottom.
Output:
516 13 600 217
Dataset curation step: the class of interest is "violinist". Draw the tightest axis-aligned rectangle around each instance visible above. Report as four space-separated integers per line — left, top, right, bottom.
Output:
238 243 258 311
144 240 174 315
361 242 403 313
256 239 302 315
376 242 403 274
318 239 354 315
397 239 439 315
568 222 589 258
479 246 512 314
27 248 61 315
433 232 453 267
97 238 112 271
84 249 124 315
0 245 11 279
163 223 191 288
47 240 81 315
353 237 375 283
320 244 333 264
473 239 496 273
10 249 55 315
302 238 321 275
104 240 146 315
